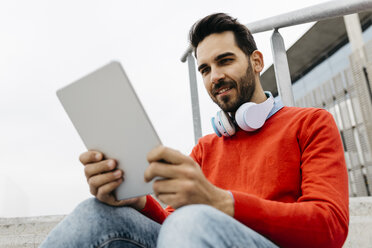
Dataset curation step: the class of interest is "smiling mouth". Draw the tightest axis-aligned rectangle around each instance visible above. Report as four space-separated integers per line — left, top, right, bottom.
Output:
216 87 232 96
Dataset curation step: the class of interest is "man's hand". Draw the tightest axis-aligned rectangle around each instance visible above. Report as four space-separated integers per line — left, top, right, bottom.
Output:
79 150 146 210
144 146 234 216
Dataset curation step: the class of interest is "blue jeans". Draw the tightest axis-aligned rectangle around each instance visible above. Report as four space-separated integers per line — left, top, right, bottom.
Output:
40 198 278 248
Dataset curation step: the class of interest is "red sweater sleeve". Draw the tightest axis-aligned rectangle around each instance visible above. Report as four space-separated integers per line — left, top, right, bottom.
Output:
231 110 349 247
140 195 172 224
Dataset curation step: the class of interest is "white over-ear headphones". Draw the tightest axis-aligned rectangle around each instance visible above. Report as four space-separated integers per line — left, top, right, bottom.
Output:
211 94 274 137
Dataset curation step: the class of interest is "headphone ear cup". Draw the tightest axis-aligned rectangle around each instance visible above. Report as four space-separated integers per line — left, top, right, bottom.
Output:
211 117 222 137
211 111 236 137
235 96 274 132
235 102 257 131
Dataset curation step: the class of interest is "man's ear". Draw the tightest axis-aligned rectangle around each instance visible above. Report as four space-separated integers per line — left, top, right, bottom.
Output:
250 50 264 73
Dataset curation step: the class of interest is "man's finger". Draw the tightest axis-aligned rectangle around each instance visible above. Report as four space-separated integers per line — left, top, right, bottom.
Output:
84 159 117 178
79 150 103 165
96 178 123 202
152 178 182 194
156 193 185 209
88 169 123 191
147 145 192 165
144 161 184 182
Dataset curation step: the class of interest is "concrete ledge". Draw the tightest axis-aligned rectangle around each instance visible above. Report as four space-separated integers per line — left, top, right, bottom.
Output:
349 196 372 216
344 216 372 247
0 215 64 248
344 197 372 248
0 197 371 247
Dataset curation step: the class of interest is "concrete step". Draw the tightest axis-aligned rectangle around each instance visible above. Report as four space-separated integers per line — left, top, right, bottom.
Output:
345 216 372 247
0 216 64 248
0 197 371 247
343 197 372 248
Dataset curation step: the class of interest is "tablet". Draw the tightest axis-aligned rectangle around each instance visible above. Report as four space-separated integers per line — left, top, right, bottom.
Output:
57 61 161 200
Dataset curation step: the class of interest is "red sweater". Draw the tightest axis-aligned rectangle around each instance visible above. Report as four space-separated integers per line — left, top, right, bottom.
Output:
141 107 349 248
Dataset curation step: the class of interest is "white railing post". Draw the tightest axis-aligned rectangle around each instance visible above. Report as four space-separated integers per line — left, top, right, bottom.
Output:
270 29 295 106
186 53 202 144
344 14 367 63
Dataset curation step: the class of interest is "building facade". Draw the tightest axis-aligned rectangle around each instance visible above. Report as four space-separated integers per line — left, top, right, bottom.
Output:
261 12 372 197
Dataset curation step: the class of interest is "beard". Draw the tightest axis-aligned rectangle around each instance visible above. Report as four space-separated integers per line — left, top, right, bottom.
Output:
210 63 256 113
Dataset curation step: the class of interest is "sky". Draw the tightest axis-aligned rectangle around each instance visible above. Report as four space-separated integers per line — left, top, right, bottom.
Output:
0 0 329 217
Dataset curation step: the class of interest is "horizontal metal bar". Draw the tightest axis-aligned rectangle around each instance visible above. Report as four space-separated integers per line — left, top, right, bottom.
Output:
246 0 372 34
181 0 372 62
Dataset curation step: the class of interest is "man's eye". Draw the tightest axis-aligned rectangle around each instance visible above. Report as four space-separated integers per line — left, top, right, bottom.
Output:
201 68 210 75
220 58 233 64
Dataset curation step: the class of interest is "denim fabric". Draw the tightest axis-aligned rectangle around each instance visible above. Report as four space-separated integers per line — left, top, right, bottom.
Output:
39 198 160 248
157 204 278 248
40 199 277 248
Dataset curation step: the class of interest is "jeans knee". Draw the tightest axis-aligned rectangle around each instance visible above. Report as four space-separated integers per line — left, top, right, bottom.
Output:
70 198 103 221
167 204 218 223
157 205 225 247
41 198 161 248
72 198 140 225
160 204 216 236
158 205 277 248
73 197 96 212
74 197 107 213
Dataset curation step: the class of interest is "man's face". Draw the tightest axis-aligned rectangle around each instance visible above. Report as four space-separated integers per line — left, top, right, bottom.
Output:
196 31 256 113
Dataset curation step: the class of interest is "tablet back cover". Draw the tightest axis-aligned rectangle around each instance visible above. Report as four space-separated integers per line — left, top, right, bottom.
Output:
57 61 161 200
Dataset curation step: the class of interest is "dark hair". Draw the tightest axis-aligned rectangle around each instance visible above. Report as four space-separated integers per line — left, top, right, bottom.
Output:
189 13 257 57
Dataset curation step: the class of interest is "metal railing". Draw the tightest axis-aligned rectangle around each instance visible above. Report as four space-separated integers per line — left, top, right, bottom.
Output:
181 0 372 143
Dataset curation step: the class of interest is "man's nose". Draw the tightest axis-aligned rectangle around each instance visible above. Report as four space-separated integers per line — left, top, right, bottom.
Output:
210 68 225 84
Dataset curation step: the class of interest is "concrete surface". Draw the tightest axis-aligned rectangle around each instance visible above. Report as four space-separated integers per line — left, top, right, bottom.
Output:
0 197 371 247
344 197 372 247
0 215 64 248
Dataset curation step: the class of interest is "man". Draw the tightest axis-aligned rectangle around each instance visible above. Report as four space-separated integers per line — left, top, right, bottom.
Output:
40 13 349 248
